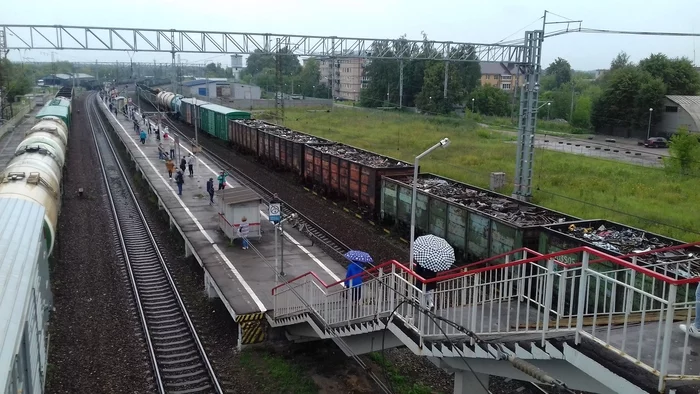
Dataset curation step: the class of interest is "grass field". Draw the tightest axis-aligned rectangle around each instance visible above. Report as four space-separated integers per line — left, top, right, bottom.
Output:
275 107 699 242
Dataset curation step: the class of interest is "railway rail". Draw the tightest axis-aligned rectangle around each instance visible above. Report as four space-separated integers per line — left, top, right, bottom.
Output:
86 93 223 394
144 100 353 263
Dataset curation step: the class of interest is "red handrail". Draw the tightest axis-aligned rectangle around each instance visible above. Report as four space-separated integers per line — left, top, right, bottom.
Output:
437 247 544 277
272 245 700 296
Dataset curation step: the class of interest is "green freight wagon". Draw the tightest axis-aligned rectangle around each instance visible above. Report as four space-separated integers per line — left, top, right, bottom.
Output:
198 104 251 141
36 104 71 129
380 173 578 264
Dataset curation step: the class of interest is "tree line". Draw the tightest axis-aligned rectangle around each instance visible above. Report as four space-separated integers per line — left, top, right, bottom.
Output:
240 49 326 98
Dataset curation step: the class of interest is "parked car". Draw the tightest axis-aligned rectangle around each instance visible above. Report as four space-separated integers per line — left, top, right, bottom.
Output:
644 137 668 148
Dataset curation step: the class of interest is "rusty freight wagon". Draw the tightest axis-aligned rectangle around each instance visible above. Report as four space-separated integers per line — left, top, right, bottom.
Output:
539 219 700 313
380 173 577 263
229 119 264 154
303 144 414 214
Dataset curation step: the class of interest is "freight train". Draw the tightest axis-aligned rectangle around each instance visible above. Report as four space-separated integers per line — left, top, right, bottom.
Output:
138 87 699 272
0 86 72 394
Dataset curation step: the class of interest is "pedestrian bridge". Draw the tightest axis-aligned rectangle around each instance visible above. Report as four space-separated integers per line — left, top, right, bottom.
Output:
268 244 700 394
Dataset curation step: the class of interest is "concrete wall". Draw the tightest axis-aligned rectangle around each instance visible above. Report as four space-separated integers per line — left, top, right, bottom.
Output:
0 105 32 139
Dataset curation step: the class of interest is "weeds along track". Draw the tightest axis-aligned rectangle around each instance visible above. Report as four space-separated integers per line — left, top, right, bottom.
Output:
87 93 222 394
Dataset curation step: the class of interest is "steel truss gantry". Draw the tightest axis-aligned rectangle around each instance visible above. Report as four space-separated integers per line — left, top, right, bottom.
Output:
0 24 543 201
0 24 525 62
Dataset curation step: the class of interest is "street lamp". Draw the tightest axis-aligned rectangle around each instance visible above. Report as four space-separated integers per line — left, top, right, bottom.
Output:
646 108 653 140
409 138 451 268
547 102 551 121
471 98 475 114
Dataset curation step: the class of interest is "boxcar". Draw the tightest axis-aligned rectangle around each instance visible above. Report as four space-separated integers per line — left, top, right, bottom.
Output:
380 173 577 263
36 105 71 130
303 144 414 214
198 104 250 141
179 98 210 128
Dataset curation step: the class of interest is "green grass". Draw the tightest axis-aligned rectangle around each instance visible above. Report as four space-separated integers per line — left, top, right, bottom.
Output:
277 107 700 242
240 349 318 393
368 353 437 394
473 114 590 135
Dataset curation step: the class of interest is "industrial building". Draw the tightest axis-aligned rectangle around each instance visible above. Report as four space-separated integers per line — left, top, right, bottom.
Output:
38 73 95 87
182 80 261 100
319 57 369 101
653 95 700 136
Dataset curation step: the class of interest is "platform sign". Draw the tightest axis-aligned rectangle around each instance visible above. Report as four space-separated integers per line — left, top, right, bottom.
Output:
268 203 281 223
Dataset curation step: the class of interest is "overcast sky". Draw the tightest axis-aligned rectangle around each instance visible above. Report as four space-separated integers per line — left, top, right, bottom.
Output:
2 0 699 70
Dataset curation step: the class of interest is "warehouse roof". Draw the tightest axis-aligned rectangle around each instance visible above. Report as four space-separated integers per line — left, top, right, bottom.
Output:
182 79 228 87
42 73 95 80
666 95 700 132
0 198 46 384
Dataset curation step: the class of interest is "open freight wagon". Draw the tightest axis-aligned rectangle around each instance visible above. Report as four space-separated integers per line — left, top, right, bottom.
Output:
539 219 700 314
228 120 333 176
381 173 578 264
303 144 414 215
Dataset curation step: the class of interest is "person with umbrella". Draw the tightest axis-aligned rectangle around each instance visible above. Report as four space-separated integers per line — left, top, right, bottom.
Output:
412 234 456 310
344 250 373 303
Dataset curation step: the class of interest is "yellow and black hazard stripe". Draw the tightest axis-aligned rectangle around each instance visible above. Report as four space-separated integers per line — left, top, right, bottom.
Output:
234 312 265 323
235 312 266 345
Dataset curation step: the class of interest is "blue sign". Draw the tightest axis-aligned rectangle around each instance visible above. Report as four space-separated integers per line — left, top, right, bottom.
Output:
268 203 281 223
198 87 207 96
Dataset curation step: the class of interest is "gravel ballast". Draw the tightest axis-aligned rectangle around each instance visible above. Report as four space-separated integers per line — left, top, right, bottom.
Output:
45 94 152 393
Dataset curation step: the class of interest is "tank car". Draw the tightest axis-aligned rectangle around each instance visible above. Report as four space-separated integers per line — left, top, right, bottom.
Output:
0 106 70 255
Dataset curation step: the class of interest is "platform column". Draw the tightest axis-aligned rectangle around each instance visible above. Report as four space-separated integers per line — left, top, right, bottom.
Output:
184 240 191 257
204 272 219 299
453 371 489 394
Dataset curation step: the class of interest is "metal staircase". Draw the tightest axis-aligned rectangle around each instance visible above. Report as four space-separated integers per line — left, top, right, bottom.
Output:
269 244 700 394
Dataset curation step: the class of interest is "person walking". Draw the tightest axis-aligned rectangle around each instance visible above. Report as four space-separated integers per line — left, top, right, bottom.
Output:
165 158 175 180
169 137 176 160
206 178 215 205
139 129 147 145
217 171 228 190
238 217 250 250
344 259 366 303
187 154 195 177
157 142 165 160
179 156 187 173
175 169 184 196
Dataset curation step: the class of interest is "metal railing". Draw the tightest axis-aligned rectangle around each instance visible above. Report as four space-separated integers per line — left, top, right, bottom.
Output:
271 244 700 392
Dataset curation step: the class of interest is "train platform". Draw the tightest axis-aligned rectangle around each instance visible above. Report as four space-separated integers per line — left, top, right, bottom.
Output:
96 96 347 321
0 107 41 172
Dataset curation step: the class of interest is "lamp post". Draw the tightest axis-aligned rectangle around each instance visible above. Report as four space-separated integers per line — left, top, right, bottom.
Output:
646 108 653 140
409 138 451 268
471 97 475 114
547 102 551 121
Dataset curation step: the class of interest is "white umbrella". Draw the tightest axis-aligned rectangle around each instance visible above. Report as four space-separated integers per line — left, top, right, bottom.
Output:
413 234 455 272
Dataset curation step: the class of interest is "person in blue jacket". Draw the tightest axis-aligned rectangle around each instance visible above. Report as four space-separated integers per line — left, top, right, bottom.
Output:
139 129 147 145
344 260 365 302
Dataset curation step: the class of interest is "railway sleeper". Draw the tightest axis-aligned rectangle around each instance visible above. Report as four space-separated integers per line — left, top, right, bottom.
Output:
152 332 192 341
150 328 190 336
159 355 201 365
157 349 198 359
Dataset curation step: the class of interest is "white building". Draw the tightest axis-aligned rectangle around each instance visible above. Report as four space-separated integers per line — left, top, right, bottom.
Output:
182 80 261 100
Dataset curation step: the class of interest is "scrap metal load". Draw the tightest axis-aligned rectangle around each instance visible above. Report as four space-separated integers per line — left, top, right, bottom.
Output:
311 144 411 168
405 176 567 226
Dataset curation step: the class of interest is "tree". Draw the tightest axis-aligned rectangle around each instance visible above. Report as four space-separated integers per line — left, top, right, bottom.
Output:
244 49 275 75
610 51 632 71
360 41 399 107
571 95 592 129
639 53 700 95
545 57 572 89
664 126 700 175
296 58 321 97
415 61 463 114
468 84 511 117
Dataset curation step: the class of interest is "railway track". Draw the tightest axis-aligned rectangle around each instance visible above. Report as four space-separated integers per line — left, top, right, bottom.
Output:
87 93 223 394
144 100 352 262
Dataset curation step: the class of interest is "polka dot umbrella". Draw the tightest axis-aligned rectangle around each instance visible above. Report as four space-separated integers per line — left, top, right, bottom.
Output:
413 234 455 272
344 250 374 264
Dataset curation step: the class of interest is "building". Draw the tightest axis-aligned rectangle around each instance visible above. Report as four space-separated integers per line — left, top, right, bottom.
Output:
595 69 609 80
182 79 261 100
653 95 700 136
479 62 522 93
318 57 369 101
38 73 95 87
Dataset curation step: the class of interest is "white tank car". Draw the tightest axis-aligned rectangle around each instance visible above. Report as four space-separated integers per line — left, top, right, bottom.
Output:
0 116 69 255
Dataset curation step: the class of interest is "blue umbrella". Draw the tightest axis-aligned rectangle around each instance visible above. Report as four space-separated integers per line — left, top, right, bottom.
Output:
344 250 374 264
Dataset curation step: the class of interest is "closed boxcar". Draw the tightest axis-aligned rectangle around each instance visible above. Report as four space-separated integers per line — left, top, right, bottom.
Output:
304 144 414 215
179 98 210 128
36 105 71 129
381 173 577 263
198 104 250 141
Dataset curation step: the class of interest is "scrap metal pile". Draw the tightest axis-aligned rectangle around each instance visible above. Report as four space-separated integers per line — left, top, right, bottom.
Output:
250 120 330 144
314 144 410 168
406 177 569 226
